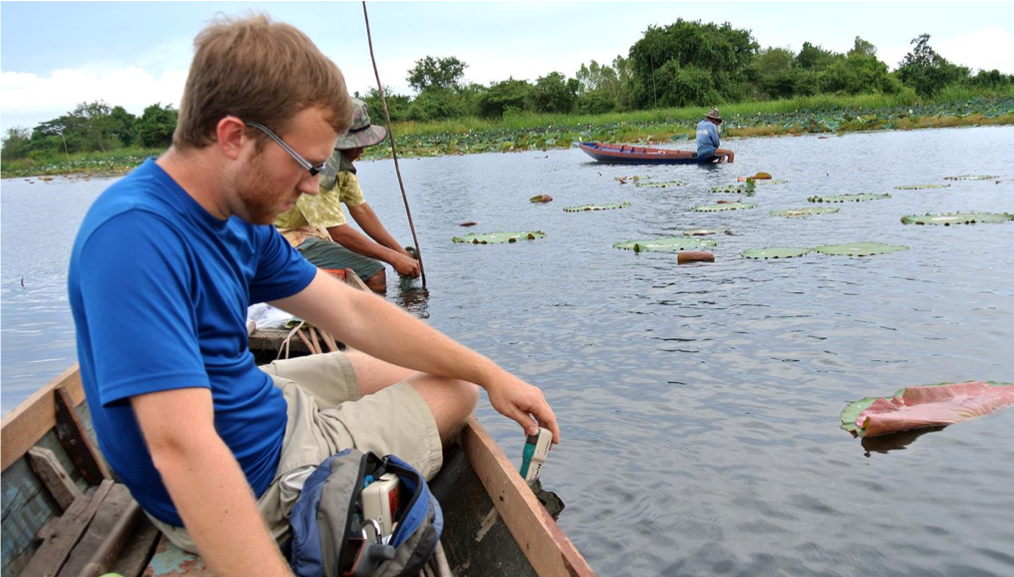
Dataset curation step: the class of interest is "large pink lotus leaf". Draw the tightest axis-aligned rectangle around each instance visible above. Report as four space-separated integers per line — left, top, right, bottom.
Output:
856 381 1014 437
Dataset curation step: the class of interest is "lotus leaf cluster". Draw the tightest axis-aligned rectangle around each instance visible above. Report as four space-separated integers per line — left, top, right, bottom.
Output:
693 202 756 212
710 181 756 194
943 175 999 181
563 203 631 212
770 207 839 218
807 193 891 203
613 237 718 253
452 231 546 244
635 180 687 188
900 212 1014 225
742 247 810 259
893 183 951 190
812 242 909 256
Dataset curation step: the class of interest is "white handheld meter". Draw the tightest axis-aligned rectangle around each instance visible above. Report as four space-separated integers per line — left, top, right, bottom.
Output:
519 427 553 484
361 473 400 542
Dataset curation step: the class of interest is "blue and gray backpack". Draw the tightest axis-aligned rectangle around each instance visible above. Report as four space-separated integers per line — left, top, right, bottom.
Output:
289 448 443 577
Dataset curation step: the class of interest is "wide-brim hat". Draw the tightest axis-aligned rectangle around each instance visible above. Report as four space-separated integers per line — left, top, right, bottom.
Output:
333 98 387 150
705 107 723 122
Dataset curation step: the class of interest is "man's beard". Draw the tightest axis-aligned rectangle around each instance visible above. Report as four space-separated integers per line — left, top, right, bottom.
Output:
238 155 299 225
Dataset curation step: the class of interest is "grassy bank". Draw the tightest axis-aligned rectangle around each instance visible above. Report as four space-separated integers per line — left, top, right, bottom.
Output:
4 90 1012 178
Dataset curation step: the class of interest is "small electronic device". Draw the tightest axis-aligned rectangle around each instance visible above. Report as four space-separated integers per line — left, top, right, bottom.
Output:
361 473 401 542
519 427 553 484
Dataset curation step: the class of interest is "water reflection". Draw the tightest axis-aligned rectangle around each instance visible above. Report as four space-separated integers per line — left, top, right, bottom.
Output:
861 425 948 456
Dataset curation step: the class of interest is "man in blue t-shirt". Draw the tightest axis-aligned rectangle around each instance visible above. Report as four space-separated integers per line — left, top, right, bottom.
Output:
68 15 560 577
696 107 735 163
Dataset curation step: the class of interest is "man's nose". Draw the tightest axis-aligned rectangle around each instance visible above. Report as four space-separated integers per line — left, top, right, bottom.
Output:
298 174 322 195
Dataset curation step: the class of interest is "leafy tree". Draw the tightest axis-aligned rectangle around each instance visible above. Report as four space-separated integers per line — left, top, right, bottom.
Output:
848 36 877 58
1 126 32 160
966 69 1014 89
575 56 633 111
109 106 138 147
897 34 969 96
407 56 467 93
477 78 532 118
360 86 411 122
654 61 721 107
795 42 838 70
529 72 579 113
67 101 121 152
818 52 902 95
406 88 468 121
628 19 758 108
137 103 178 148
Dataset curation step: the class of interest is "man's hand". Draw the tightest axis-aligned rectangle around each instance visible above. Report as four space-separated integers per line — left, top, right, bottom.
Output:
484 372 560 444
391 252 421 278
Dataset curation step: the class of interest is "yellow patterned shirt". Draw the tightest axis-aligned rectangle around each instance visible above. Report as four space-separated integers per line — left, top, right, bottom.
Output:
274 152 366 247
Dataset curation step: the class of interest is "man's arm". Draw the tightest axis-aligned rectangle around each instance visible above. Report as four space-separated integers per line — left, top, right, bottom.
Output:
269 270 559 442
346 202 412 257
328 224 420 278
132 388 293 577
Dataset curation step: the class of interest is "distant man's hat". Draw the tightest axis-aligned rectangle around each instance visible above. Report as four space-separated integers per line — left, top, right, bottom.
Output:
333 98 387 150
706 107 722 122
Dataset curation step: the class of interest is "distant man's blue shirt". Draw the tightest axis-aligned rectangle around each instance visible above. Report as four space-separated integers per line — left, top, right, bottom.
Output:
696 119 721 158
68 159 316 526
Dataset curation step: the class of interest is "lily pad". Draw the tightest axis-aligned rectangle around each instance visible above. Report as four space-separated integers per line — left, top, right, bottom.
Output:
841 381 1014 438
692 202 756 212
683 228 718 236
742 247 810 259
900 212 1014 225
635 180 687 188
710 181 756 194
613 237 718 253
452 231 546 244
754 179 788 185
529 195 553 203
563 202 631 212
770 207 839 218
943 175 999 181
807 193 891 203
894 184 951 190
614 175 651 184
813 242 909 257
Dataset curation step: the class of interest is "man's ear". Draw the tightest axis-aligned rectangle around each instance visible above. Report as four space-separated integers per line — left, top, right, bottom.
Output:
216 116 247 160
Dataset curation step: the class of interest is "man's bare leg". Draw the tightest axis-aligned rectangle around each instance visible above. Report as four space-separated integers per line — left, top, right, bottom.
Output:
364 270 387 293
717 148 735 163
345 350 479 443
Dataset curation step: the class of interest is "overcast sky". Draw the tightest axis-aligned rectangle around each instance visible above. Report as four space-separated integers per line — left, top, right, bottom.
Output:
3 1 1013 135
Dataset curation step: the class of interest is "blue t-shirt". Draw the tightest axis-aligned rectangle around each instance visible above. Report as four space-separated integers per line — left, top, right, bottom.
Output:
696 119 720 158
68 159 317 526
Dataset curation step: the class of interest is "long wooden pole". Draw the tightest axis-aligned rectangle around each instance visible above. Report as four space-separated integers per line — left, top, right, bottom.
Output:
362 1 426 287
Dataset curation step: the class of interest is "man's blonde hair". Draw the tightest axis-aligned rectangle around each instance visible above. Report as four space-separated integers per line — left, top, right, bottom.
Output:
174 14 352 149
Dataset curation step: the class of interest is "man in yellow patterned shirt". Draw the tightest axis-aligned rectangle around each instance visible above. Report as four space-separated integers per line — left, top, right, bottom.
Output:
275 98 420 292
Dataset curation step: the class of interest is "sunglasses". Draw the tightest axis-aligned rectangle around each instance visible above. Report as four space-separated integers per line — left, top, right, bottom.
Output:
244 120 328 177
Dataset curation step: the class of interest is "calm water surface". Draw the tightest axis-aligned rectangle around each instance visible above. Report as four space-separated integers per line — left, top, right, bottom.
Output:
3 127 1013 576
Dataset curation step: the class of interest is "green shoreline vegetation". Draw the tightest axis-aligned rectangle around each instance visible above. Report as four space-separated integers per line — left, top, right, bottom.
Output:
5 22 1014 178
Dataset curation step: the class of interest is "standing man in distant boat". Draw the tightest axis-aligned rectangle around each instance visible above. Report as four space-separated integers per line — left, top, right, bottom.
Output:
274 98 420 293
68 14 559 577
696 107 735 163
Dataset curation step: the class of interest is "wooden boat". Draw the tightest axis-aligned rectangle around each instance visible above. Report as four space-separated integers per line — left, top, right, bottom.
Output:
578 141 726 164
2 364 595 576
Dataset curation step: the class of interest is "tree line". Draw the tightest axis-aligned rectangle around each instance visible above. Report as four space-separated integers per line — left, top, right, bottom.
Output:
4 20 1012 162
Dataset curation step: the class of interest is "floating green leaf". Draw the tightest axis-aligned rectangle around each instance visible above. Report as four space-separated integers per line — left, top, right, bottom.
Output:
635 180 687 188
813 242 909 256
770 207 839 218
753 179 788 185
614 175 651 183
563 202 631 212
894 184 951 190
900 212 1014 225
692 202 757 212
742 247 810 259
529 194 553 203
452 231 546 244
943 175 999 181
613 237 718 252
710 181 756 194
807 193 891 203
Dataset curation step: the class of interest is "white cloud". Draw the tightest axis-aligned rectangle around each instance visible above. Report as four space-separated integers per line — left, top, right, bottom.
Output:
1 66 188 132
935 27 1014 73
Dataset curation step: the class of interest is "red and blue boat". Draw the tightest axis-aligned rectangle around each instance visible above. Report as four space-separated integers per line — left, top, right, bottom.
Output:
578 141 726 164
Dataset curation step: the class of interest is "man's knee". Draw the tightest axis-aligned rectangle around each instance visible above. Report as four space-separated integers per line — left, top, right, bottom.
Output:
365 269 387 292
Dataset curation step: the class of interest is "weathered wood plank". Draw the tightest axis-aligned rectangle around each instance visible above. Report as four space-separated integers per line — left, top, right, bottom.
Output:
54 386 109 484
1 458 62 577
18 479 114 577
56 484 138 577
107 516 161 577
1 365 84 473
460 417 596 577
28 447 82 511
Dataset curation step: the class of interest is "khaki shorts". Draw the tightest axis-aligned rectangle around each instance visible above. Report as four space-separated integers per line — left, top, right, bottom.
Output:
149 351 443 552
